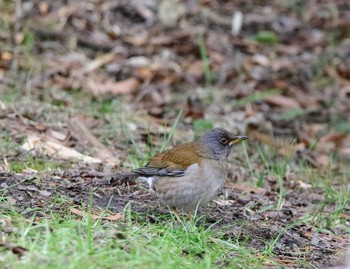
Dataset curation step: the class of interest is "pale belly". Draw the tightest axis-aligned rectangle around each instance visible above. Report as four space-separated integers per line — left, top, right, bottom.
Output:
151 160 227 212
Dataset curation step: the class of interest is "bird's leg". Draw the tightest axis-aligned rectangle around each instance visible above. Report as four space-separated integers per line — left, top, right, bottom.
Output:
186 212 193 221
171 207 182 222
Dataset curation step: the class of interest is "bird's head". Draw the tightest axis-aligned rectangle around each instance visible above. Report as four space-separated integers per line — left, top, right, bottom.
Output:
199 128 248 160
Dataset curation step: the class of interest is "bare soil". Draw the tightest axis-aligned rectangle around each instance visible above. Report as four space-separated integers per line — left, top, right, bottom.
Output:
1 167 347 268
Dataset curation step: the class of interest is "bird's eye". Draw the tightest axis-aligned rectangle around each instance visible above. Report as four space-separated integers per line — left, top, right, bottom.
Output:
220 138 228 144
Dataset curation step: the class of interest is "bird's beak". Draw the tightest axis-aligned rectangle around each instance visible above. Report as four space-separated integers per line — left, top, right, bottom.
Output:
229 136 248 146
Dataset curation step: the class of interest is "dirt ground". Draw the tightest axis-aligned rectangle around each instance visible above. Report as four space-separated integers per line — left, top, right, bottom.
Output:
1 0 350 268
0 166 347 268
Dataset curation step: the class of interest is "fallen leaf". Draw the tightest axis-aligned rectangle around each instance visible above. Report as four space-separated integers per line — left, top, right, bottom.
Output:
68 117 122 166
70 208 99 220
20 134 102 164
12 246 28 257
289 180 312 190
213 199 234 206
46 129 69 143
84 52 118 73
103 213 122 221
88 78 140 96
224 182 266 194
186 60 204 79
265 95 301 108
123 31 148 46
17 184 38 191
39 190 52 197
319 132 347 146
70 208 122 221
1 51 13 61
158 0 185 27
38 1 49 15
315 154 330 167
0 242 28 258
1 218 18 234
134 3 154 21
338 147 350 159
250 54 270 66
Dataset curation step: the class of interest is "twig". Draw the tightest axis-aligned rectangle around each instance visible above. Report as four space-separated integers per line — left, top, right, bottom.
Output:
68 117 123 165
32 28 117 51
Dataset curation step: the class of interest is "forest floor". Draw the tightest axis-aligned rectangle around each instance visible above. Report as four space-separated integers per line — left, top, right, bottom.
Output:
0 0 350 268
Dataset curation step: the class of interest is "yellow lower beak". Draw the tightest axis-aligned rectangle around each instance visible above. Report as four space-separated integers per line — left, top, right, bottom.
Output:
229 136 248 146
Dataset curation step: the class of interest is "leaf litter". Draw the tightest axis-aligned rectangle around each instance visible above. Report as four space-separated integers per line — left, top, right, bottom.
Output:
0 0 350 268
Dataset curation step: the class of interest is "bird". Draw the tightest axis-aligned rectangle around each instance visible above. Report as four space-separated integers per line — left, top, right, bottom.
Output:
133 128 248 217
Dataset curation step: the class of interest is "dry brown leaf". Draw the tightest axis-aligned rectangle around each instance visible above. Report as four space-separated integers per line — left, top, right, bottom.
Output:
137 67 152 80
103 213 122 221
11 246 28 257
185 97 204 119
20 134 101 164
46 129 69 143
225 182 266 194
186 60 204 79
319 132 347 146
68 117 122 166
289 179 312 190
250 54 270 66
316 141 335 154
213 199 234 206
123 32 148 46
1 51 13 61
39 1 49 15
339 147 350 159
15 33 24 44
1 218 18 234
84 53 118 73
305 124 327 138
134 3 154 21
89 78 140 96
158 0 185 27
0 242 28 257
70 208 99 220
265 95 301 108
70 208 122 221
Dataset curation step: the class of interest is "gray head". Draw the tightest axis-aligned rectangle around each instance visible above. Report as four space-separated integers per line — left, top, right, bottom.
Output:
199 128 248 160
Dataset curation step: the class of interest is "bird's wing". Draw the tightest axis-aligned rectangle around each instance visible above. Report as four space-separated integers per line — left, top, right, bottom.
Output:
133 142 203 177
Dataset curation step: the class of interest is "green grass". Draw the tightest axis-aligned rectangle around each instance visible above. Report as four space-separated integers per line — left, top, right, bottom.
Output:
196 32 218 104
0 1 349 267
193 119 214 135
1 144 348 269
197 33 213 88
0 209 272 269
275 108 306 121
0 133 20 156
8 157 61 173
233 88 281 107
1 87 348 268
253 31 279 44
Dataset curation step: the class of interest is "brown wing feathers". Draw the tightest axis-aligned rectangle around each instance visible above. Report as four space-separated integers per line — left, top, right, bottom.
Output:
134 142 203 177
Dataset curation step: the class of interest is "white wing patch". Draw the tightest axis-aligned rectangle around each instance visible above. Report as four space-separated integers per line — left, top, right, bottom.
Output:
139 176 154 188
139 163 198 191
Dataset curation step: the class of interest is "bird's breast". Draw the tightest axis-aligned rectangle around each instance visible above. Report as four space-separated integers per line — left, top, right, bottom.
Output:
143 159 228 211
169 159 227 197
